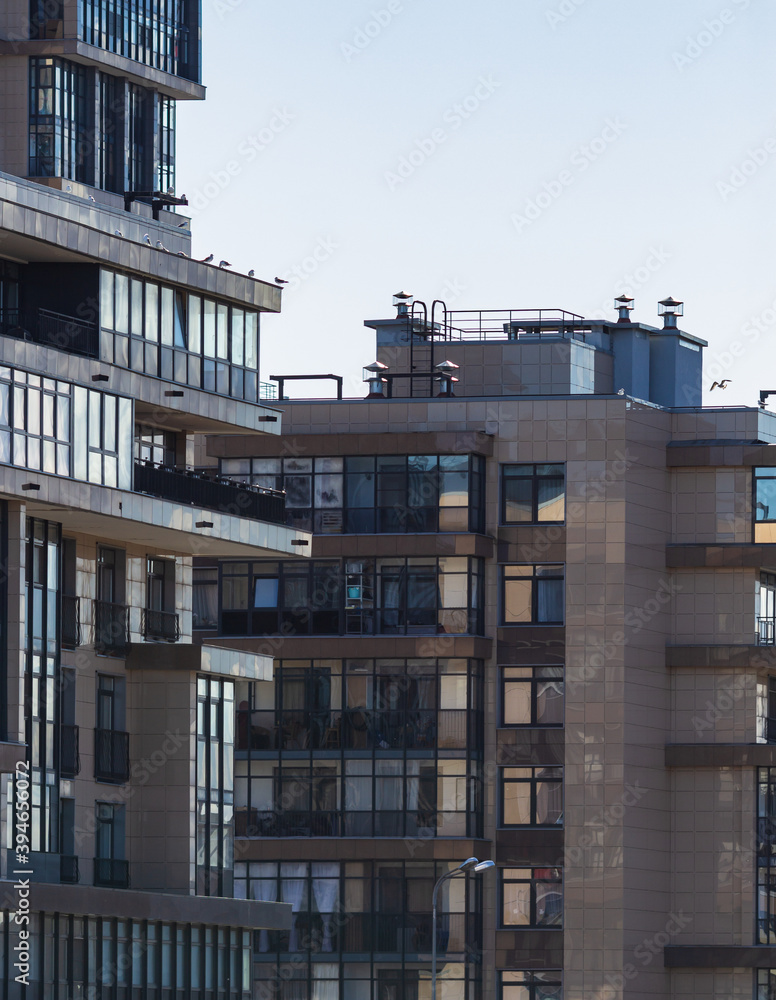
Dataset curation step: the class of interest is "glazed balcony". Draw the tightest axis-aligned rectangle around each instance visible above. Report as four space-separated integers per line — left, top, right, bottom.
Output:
133 461 286 525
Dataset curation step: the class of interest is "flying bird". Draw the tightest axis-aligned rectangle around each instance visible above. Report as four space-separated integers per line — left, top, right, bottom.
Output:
201 254 214 264
219 260 232 269
143 234 152 245
710 379 732 390
275 276 288 284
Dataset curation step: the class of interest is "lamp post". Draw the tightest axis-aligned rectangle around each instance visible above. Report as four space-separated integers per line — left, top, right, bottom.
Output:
431 858 495 1000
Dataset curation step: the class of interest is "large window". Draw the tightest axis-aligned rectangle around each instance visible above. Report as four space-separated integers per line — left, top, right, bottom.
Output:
99 270 259 401
0 367 71 476
759 768 776 943
220 454 486 534
29 57 88 181
197 677 235 897
500 767 563 827
80 0 198 81
500 971 562 1000
501 666 564 727
756 469 776 543
234 860 483 964
501 464 565 525
220 558 483 637
94 802 127 887
501 565 564 625
501 868 563 928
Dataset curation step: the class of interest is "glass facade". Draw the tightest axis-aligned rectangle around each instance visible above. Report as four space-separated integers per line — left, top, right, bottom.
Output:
80 0 199 82
220 454 485 534
28 57 88 182
219 559 483 637
0 912 252 998
100 270 260 401
235 659 483 839
197 678 235 897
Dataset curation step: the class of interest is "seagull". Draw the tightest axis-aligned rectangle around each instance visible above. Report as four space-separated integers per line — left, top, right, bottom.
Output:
177 221 188 228
156 240 170 253
114 229 123 238
167 186 175 196
177 251 189 258
248 269 255 278
201 253 214 264
219 260 232 269
710 379 732 390
275 276 288 284
617 388 625 396
143 234 152 245
88 195 96 203
66 184 72 193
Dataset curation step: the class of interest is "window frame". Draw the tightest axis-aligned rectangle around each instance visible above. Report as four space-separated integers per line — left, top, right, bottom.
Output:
500 463 565 527
500 867 563 929
500 971 562 1000
500 666 564 728
500 565 565 626
499 766 563 828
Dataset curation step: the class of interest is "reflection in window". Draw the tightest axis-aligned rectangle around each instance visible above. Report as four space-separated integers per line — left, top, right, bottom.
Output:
196 677 235 897
501 868 563 928
501 464 565 525
0 368 71 475
501 666 564 727
757 469 776 543
501 565 564 624
29 58 88 181
220 454 485 534
500 971 562 1000
500 767 563 827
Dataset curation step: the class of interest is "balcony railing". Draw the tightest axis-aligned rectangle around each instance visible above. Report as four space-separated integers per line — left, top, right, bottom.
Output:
60 724 80 777
236 708 478 752
94 858 130 889
0 307 98 358
141 608 180 642
61 595 81 648
133 461 286 525
94 728 130 783
759 618 776 645
94 601 131 656
60 854 79 884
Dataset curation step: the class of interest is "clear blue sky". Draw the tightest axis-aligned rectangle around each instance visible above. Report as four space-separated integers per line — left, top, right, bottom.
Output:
178 0 776 405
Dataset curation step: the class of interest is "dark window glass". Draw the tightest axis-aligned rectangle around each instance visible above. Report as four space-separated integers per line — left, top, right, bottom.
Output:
501 868 563 928
502 464 565 525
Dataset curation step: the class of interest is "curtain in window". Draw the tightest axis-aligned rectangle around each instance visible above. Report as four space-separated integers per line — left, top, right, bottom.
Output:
250 864 277 953
537 579 564 622
312 965 339 1000
281 863 307 951
192 581 217 627
311 864 339 952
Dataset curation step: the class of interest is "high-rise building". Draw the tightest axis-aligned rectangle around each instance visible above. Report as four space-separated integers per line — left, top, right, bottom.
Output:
202 293 776 1000
0 3 306 996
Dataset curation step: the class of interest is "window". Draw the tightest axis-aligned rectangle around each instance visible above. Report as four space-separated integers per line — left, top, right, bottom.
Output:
95 674 129 782
755 469 776 543
500 971 562 1000
135 425 176 466
193 566 218 629
220 558 483 636
220 454 486 534
759 769 776 943
196 677 235 896
760 572 776 645
501 464 565 525
144 558 179 641
758 970 776 999
95 547 129 656
94 802 128 887
0 368 72 475
501 565 564 624
501 666 564 727
501 868 563 928
72 386 132 489
500 767 563 827
29 57 88 181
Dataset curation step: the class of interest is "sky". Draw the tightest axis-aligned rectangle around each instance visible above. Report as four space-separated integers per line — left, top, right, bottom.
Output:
177 0 776 406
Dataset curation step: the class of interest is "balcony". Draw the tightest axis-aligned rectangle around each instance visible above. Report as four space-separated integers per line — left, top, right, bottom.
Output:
94 601 131 657
61 595 81 648
94 728 130 783
759 618 776 645
60 855 79 884
0 307 98 358
134 462 286 525
60 724 80 777
94 858 130 889
141 608 180 643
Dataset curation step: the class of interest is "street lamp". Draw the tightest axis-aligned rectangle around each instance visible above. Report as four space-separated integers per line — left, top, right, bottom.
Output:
431 858 495 1000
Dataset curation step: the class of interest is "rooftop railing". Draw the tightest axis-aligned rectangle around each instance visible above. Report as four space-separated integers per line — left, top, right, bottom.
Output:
134 461 286 524
408 307 592 343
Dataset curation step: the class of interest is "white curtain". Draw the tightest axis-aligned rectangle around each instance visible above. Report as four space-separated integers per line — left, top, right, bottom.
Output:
251 863 277 953
312 964 339 1000
311 863 339 952
281 863 307 951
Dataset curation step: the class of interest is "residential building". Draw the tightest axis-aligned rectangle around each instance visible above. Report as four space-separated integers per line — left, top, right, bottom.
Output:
0 2 306 996
199 293 776 999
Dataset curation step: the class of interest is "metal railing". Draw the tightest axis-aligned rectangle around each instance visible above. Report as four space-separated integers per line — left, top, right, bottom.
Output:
94 601 131 656
133 461 287 524
406 307 590 343
94 728 130 783
94 858 130 889
61 595 81 648
60 724 80 777
759 618 776 645
141 608 180 642
0 307 98 358
60 855 79 884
